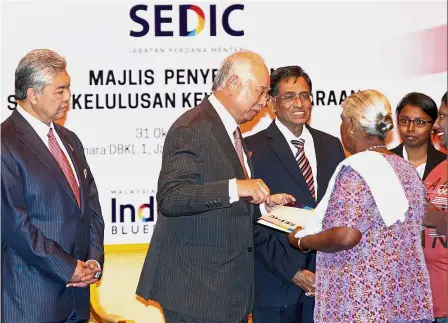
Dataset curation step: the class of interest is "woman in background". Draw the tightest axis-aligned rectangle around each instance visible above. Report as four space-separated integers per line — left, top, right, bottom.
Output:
288 90 433 322
392 92 446 323
422 92 447 323
391 92 445 180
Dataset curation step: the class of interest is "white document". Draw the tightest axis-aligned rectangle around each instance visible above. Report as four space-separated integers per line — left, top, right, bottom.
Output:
257 205 314 233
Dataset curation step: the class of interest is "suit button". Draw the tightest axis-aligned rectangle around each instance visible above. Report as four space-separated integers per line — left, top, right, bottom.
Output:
75 248 81 256
247 247 253 252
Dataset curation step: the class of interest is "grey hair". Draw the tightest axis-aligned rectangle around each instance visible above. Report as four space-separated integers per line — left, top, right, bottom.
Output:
211 50 265 91
15 49 67 100
342 89 394 139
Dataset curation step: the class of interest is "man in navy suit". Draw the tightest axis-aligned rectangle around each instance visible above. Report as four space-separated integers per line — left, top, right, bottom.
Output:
246 66 345 323
1 49 104 323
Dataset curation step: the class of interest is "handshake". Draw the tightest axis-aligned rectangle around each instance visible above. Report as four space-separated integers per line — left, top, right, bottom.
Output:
67 259 102 288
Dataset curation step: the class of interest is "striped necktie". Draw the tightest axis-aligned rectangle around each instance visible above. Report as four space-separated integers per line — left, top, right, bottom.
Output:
291 139 316 200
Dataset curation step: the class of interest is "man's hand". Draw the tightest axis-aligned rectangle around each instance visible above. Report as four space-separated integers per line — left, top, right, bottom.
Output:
66 259 101 288
292 270 315 296
265 193 296 212
237 179 270 204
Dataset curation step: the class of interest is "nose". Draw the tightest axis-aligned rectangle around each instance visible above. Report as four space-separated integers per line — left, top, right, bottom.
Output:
433 118 440 131
293 95 303 107
258 93 269 107
407 122 415 132
64 88 71 102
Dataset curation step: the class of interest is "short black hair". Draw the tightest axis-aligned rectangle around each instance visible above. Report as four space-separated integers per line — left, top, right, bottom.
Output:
442 91 447 106
396 92 438 121
269 66 312 97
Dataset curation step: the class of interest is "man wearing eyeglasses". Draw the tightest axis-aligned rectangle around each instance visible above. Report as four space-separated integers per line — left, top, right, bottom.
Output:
136 52 295 323
245 66 345 323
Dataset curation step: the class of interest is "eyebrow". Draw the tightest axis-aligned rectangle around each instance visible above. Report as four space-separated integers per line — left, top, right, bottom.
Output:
55 83 70 90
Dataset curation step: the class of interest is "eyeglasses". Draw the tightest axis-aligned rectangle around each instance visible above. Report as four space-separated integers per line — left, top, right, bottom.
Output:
253 86 271 103
242 80 271 102
277 92 312 105
257 88 272 103
397 118 434 127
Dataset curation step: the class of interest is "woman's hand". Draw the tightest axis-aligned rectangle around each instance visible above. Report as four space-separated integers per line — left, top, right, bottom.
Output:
288 226 304 249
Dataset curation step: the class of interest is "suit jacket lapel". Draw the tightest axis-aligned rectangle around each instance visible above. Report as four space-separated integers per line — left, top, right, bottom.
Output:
202 98 252 215
203 99 247 180
11 111 80 209
54 125 87 211
266 121 314 201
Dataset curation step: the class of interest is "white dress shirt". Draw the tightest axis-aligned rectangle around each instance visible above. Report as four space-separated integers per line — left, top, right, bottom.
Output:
275 118 318 199
16 105 79 186
208 94 251 203
402 147 426 179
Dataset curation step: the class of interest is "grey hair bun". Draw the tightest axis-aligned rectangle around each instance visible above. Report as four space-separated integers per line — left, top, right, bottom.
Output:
377 114 394 134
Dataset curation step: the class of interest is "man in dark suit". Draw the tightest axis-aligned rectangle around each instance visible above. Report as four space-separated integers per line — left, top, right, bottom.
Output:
136 51 294 323
1 49 104 323
245 66 345 323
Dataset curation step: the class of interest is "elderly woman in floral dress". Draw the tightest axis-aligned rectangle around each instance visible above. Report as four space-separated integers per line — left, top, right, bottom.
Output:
288 90 433 323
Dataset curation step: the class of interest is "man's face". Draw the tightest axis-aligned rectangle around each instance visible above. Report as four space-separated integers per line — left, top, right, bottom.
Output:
397 104 434 149
232 64 270 124
273 77 312 130
433 102 448 148
30 70 71 124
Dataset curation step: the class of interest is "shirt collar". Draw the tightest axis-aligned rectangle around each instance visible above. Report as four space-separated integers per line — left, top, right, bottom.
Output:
209 94 239 139
16 105 55 141
275 118 312 143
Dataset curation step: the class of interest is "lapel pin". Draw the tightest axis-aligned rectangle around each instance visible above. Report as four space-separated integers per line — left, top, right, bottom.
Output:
84 169 87 178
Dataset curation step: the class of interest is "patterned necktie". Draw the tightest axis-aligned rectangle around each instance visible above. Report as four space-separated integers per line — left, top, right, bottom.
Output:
48 128 80 206
233 127 249 179
291 139 316 200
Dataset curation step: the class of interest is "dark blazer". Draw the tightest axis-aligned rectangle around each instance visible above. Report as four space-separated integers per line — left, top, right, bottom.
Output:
136 98 256 323
1 110 104 323
245 121 345 311
390 142 446 180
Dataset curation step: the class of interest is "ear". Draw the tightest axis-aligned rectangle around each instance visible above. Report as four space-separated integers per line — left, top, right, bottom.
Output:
342 115 354 134
226 75 239 90
347 117 355 135
26 88 38 105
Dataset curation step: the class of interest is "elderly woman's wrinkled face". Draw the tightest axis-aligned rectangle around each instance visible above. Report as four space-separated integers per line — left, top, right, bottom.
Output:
397 104 434 149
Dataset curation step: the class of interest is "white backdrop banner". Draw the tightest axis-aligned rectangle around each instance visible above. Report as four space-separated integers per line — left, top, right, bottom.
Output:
1 1 447 321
